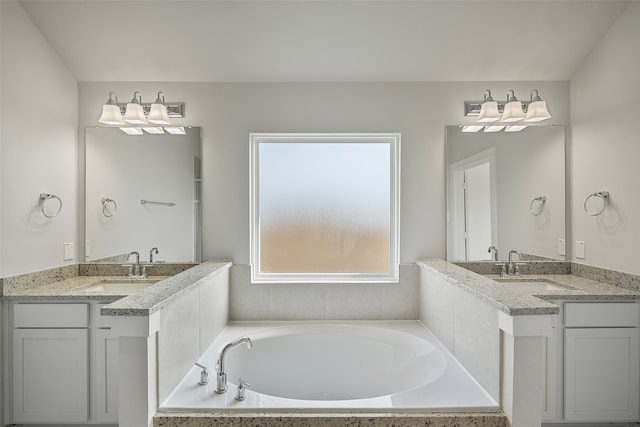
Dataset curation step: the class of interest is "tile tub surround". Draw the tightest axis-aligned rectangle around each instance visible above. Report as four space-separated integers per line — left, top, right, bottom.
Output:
419 259 640 316
153 412 507 426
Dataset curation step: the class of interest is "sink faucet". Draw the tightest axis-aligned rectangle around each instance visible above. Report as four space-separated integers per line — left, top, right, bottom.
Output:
123 251 147 279
507 250 520 276
149 247 159 263
488 245 498 261
215 337 252 394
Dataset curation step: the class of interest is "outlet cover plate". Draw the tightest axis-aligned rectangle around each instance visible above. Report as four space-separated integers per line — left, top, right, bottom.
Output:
576 241 586 259
64 242 74 261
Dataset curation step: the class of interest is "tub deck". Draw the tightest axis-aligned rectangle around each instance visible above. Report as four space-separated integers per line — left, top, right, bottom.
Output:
159 321 500 423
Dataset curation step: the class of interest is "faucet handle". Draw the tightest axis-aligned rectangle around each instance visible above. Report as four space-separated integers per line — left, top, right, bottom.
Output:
235 379 251 401
195 363 209 385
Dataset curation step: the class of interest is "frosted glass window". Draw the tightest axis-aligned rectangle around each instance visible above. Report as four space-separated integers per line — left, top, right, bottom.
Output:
250 134 400 283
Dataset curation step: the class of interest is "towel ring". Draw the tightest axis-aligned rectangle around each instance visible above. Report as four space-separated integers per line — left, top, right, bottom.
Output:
39 193 63 218
584 191 609 216
529 196 547 216
101 197 117 217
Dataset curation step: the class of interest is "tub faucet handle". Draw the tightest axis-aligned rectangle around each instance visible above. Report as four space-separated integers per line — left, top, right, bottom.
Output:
194 363 208 386
235 379 251 401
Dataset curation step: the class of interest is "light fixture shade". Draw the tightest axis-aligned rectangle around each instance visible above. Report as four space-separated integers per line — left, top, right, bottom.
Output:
461 125 484 132
99 104 125 125
525 100 551 122
123 103 147 124
505 125 528 132
143 127 165 134
147 103 171 125
502 101 525 122
119 127 143 135
164 126 186 135
477 101 500 122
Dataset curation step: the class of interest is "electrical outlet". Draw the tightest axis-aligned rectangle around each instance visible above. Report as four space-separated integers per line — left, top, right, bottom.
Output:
85 240 91 258
63 242 74 261
558 239 566 256
576 241 586 259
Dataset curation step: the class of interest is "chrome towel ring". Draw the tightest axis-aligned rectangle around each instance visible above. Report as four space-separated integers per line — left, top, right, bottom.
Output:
584 191 609 216
529 196 547 216
39 193 63 218
101 197 117 217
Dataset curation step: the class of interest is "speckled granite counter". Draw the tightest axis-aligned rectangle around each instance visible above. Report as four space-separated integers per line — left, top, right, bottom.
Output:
101 261 232 316
417 258 640 316
3 261 232 316
153 412 506 427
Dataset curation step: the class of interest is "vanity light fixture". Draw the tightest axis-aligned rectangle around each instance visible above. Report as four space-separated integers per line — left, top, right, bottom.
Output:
123 91 148 124
477 90 501 123
98 92 125 125
501 90 525 122
119 127 144 135
143 127 165 134
147 91 171 125
524 89 551 122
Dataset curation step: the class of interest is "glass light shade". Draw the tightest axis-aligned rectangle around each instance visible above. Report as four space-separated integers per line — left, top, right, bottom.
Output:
98 104 125 125
461 125 484 132
483 125 505 133
477 101 500 122
525 100 551 122
119 127 143 135
123 103 148 124
505 125 528 132
143 127 165 134
501 101 525 122
164 126 186 135
147 103 171 125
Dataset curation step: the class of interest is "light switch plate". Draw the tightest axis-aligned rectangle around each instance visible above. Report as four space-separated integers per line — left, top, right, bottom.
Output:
63 242 74 261
558 239 566 256
576 241 586 259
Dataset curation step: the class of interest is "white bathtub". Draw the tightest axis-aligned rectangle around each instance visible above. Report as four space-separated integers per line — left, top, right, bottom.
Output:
161 321 498 412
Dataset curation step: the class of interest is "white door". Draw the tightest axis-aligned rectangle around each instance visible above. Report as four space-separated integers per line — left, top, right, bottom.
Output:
13 328 89 423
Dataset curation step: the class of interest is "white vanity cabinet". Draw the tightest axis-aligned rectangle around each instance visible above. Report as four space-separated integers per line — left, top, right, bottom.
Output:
10 301 119 425
563 302 640 422
12 303 90 423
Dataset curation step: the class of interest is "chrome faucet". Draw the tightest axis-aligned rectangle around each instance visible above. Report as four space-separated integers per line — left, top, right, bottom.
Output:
507 250 520 276
123 251 146 278
488 245 498 261
215 337 252 394
149 247 159 263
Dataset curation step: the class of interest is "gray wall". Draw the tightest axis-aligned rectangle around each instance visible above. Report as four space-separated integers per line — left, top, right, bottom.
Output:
570 1 640 275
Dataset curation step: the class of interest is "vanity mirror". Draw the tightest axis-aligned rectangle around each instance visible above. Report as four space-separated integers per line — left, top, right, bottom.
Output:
85 127 202 263
446 125 565 262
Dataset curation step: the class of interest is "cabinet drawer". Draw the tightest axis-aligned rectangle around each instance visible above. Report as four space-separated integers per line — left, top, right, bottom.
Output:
14 303 88 328
565 303 639 327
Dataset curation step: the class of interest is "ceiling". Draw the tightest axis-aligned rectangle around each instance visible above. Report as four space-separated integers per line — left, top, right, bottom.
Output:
18 0 630 83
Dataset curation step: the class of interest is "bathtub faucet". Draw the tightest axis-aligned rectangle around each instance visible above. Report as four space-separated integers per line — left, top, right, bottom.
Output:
215 336 252 394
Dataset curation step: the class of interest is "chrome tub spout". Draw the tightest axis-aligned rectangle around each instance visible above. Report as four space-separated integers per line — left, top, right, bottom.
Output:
215 337 252 394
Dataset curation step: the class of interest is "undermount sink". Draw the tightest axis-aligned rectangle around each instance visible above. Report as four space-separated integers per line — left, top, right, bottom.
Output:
73 278 159 293
495 278 575 292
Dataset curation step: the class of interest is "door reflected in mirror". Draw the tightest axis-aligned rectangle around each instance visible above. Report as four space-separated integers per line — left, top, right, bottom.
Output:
446 125 565 262
85 127 202 263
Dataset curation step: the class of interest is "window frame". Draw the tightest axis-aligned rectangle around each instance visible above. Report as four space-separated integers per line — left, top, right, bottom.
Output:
249 133 401 284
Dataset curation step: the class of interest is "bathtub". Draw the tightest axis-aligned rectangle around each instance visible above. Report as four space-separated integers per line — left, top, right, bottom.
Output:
161 321 499 412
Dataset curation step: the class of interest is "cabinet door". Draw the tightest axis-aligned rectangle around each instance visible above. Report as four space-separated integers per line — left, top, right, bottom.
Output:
94 328 119 423
565 327 639 422
13 328 89 423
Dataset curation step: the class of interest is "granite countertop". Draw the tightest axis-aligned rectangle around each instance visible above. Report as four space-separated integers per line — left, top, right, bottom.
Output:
417 258 640 316
5 261 233 317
